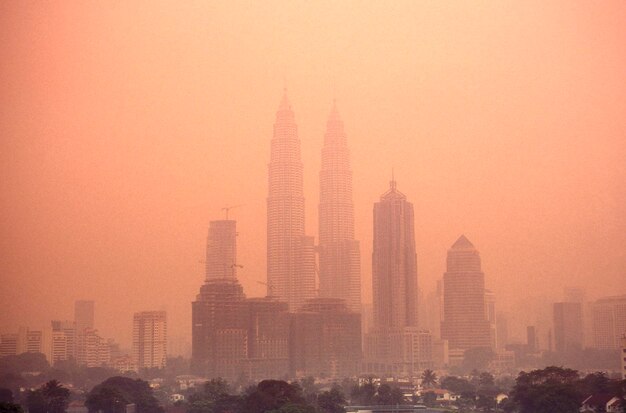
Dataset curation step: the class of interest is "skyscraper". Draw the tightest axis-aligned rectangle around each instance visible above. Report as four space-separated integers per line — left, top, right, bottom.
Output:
75 300 94 365
364 179 429 374
132 311 167 370
553 302 583 355
372 179 418 329
591 295 626 350
266 90 315 311
318 102 361 313
440 236 492 351
75 300 94 335
205 220 238 280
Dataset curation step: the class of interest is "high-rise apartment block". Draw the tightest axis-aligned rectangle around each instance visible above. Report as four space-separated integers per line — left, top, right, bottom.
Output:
132 311 167 370
318 102 361 313
592 295 626 350
441 236 492 351
266 90 316 311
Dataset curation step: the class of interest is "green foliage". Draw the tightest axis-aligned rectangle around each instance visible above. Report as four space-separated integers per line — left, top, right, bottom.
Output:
0 353 49 375
510 366 582 413
0 402 24 413
86 376 163 413
349 378 376 405
25 380 70 413
440 376 476 397
242 380 306 413
462 347 494 373
266 402 316 413
317 386 346 413
421 369 438 388
374 384 404 405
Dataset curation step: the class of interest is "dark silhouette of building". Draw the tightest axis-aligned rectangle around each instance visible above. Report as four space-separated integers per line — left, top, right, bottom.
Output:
553 301 583 355
364 179 432 375
440 235 492 351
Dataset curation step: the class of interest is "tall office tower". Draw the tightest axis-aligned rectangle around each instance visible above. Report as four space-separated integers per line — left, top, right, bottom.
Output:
192 277 247 379
441 236 492 351
485 289 497 349
266 90 315 310
592 295 626 350
372 179 418 329
364 179 423 374
553 302 583 355
132 311 167 370
318 102 361 313
75 300 94 334
527 326 537 352
621 335 626 379
75 300 94 366
496 312 509 350
205 220 238 280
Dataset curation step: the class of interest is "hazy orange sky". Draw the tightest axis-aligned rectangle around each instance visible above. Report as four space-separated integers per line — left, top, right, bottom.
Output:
1 1 625 349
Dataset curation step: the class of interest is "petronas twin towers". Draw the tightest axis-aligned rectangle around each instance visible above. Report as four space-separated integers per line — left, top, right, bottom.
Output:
267 90 361 312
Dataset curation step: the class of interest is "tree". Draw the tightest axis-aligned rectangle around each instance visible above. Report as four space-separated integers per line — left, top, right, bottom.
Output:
421 369 438 389
242 380 306 413
203 378 231 402
0 402 24 413
0 353 49 375
375 384 403 405
25 380 69 413
317 386 346 413
510 366 581 413
440 376 476 397
479 372 495 387
462 348 494 373
86 376 163 413
350 378 376 405
41 380 70 413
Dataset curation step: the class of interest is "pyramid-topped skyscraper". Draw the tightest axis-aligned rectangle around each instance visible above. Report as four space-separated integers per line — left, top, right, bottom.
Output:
441 235 492 350
318 101 361 313
266 89 316 311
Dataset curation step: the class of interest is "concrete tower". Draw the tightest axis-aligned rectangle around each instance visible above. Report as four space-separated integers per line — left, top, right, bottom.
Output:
440 235 492 351
318 101 361 313
372 179 418 330
266 89 316 310
205 220 237 280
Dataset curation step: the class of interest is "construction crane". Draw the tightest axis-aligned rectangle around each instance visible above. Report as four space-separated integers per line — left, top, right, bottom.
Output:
256 280 274 297
221 204 244 220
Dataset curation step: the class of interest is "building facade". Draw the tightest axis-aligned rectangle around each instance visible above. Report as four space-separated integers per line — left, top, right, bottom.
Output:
364 180 430 373
266 90 316 311
205 220 238 280
592 295 626 350
291 298 361 378
553 302 583 355
318 102 361 313
132 311 167 370
440 235 492 351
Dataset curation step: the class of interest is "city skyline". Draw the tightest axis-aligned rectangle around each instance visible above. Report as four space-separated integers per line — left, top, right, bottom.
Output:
2 2 625 349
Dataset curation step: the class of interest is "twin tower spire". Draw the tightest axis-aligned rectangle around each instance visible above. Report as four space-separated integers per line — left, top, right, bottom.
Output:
267 90 361 312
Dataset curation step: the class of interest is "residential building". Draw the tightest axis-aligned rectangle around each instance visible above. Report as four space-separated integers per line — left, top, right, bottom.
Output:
132 311 167 370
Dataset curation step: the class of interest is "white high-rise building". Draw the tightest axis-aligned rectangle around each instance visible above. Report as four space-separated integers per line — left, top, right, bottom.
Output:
132 311 167 370
266 90 316 311
318 102 361 313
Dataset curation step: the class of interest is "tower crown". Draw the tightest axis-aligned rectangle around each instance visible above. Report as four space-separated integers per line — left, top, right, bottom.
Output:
451 235 475 250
